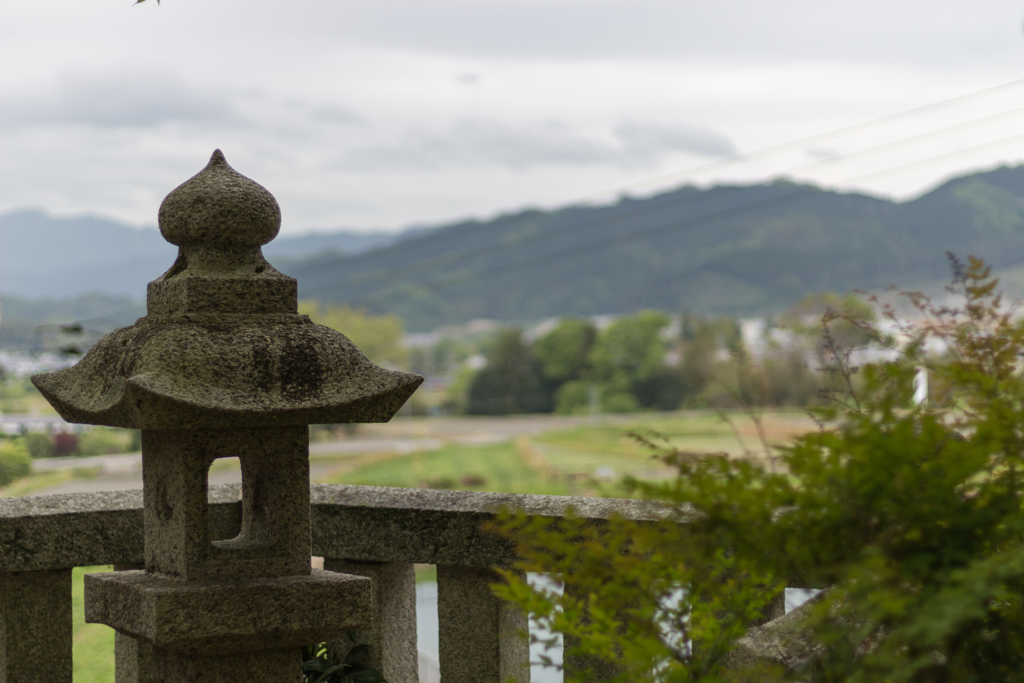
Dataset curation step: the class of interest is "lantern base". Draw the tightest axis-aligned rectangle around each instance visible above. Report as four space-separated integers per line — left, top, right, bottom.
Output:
84 569 371 655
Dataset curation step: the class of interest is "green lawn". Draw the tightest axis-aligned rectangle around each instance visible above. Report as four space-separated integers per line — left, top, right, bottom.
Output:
537 410 812 456
72 566 115 683
321 440 617 496
322 411 816 495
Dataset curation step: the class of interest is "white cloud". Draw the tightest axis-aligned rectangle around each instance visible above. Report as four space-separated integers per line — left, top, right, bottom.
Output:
614 121 736 160
310 105 364 126
0 71 235 129
2 0 1024 235
341 118 735 169
115 0 1019 65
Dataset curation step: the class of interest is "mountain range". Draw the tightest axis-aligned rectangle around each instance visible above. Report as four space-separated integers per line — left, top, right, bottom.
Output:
292 165 1024 330
6 165 1024 339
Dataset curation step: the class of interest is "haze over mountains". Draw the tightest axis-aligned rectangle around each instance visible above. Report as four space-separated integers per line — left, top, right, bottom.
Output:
5 165 1024 337
293 164 1024 330
0 213 409 347
0 210 405 299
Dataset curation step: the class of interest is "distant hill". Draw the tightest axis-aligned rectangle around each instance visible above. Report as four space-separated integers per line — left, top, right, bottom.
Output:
0 211 410 349
8 165 1024 337
0 209 406 298
0 291 146 352
290 166 1024 330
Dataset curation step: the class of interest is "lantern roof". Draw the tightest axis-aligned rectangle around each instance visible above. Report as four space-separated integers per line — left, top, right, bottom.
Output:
32 150 422 429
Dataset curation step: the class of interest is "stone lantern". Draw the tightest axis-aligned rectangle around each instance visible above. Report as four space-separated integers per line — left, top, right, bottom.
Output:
32 150 423 682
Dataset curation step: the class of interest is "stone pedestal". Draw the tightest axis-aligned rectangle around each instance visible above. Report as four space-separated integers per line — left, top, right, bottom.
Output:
438 565 529 683
87 426 372 682
86 568 370 681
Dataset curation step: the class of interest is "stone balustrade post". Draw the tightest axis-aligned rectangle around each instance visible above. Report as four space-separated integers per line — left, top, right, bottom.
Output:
324 559 418 683
437 565 529 683
562 582 621 682
0 569 72 683
32 150 422 683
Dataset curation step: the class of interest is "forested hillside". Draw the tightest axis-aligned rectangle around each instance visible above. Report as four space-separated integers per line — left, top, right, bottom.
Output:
292 165 1024 330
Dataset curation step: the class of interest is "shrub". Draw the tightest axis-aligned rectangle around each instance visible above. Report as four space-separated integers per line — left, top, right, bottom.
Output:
467 328 552 414
0 439 32 486
301 642 384 683
24 432 55 459
493 256 1024 682
554 380 591 414
53 432 78 457
77 428 133 456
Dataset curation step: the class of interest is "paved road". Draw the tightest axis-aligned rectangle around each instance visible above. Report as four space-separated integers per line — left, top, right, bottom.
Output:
21 414 596 496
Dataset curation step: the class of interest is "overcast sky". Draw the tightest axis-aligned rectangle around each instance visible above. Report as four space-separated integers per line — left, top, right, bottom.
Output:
4 1 1024 235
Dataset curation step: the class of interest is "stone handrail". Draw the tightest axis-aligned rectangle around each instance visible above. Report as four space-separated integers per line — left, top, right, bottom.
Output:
0 484 665 683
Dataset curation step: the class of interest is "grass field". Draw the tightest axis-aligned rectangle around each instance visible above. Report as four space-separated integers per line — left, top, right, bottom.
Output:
72 567 115 683
326 440 587 495
325 410 816 495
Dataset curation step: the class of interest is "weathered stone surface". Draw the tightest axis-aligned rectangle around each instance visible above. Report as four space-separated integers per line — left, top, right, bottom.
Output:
563 582 620 682
114 564 154 683
721 598 823 674
116 629 153 683
31 315 422 429
0 569 72 683
159 150 281 253
153 648 301 683
31 151 423 431
144 429 310 581
0 485 241 572
0 484 666 573
151 150 293 317
311 484 672 568
84 568 371 655
437 565 529 683
324 560 418 683
2 483 670 680
148 278 297 316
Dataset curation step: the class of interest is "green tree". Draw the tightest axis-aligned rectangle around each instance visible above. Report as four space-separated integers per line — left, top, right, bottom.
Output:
776 291 875 359
23 432 54 459
590 310 671 384
494 256 1024 682
535 318 597 384
589 310 685 411
0 439 31 486
299 301 408 369
676 314 725 403
467 328 551 415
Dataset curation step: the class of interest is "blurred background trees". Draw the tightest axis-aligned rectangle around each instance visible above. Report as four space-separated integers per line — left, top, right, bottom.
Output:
493 257 1024 683
445 296 867 416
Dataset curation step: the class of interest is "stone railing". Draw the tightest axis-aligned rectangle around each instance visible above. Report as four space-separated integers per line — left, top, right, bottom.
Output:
0 483 662 683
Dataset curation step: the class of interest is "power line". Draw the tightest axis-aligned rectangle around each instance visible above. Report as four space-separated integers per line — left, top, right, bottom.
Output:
302 104 1024 301
338 129 1024 306
300 188 724 296
781 104 1024 178
590 76 1024 201
296 76 1024 282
